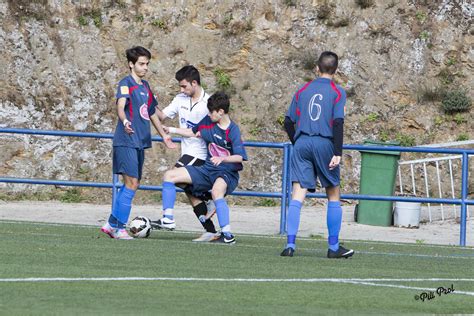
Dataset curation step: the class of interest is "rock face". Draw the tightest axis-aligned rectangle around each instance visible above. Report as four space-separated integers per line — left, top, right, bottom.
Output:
0 0 472 201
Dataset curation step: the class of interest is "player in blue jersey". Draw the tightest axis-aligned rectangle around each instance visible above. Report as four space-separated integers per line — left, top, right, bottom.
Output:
101 46 176 240
281 51 354 258
159 92 247 244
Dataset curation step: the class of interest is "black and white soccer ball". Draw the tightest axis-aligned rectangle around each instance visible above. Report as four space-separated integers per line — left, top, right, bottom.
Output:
129 216 152 238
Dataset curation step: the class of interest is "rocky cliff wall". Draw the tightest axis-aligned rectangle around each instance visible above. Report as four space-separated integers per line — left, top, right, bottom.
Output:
0 0 472 203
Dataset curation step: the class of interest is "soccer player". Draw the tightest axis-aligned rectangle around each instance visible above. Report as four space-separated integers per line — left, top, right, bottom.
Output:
280 51 354 258
151 65 219 242
159 91 247 244
101 46 176 240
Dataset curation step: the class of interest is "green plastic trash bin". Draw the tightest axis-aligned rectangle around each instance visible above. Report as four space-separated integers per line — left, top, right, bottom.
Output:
355 140 400 226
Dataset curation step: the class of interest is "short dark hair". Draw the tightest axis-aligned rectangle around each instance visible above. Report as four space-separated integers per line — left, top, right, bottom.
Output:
207 92 230 113
175 65 201 85
317 51 338 75
126 46 151 69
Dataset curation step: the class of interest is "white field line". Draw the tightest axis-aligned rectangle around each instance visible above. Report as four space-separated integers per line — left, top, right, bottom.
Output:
1 277 474 296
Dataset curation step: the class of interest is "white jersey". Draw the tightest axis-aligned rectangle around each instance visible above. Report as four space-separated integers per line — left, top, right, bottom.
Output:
162 88 209 160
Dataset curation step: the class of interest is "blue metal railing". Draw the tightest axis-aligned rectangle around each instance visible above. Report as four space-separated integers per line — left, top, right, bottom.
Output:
1 127 472 246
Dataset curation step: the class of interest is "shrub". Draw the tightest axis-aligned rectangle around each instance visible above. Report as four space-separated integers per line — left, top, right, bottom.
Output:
213 68 232 90
416 84 446 103
60 188 84 203
396 133 416 147
355 0 374 9
456 133 469 141
254 198 278 207
437 68 456 85
317 5 331 20
78 16 88 26
151 19 167 30
446 56 456 66
452 113 467 124
419 30 429 40
365 113 379 122
415 11 427 23
300 51 317 71
441 90 472 114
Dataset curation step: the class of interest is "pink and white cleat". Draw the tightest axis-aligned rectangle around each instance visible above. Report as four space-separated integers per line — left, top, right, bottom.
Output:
111 228 134 240
101 223 133 240
100 222 115 238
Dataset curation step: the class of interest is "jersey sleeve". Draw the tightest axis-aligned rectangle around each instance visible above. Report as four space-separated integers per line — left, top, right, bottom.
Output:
162 96 180 119
116 79 130 102
192 115 210 134
333 86 346 120
229 124 248 161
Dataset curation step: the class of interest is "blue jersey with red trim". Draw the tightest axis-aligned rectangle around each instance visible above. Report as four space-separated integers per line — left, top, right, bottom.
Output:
286 77 346 141
113 75 157 149
192 116 248 172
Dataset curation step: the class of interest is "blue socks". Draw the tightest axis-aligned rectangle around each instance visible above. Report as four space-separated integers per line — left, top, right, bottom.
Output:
162 181 176 219
327 201 342 251
284 200 342 251
110 187 136 229
286 200 302 249
215 198 231 237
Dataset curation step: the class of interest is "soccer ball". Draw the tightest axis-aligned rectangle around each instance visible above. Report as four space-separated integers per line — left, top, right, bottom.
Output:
129 216 152 238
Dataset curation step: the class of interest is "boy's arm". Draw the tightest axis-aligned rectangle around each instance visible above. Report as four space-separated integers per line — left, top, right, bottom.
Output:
165 126 198 138
150 113 176 149
154 108 168 122
211 124 247 166
210 154 243 166
284 93 298 144
283 116 296 144
329 118 343 170
329 88 346 170
117 97 133 135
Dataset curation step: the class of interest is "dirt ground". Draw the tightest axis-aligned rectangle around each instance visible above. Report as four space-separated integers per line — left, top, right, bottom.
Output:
0 200 472 247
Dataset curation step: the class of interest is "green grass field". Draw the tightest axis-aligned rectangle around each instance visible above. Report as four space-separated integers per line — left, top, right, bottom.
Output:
1 221 473 315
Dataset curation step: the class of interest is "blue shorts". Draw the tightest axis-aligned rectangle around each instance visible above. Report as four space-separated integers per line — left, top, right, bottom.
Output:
290 135 340 189
185 163 239 196
113 146 145 180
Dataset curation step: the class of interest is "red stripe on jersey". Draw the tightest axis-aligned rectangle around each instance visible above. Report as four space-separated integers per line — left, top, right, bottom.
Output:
144 82 154 108
225 128 230 142
330 81 341 105
128 86 139 120
296 107 301 117
295 80 313 102
198 123 216 131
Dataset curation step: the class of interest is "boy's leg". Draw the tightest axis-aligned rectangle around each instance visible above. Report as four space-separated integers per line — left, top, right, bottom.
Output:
111 175 139 227
103 147 141 239
175 155 217 236
210 177 235 244
325 185 354 258
151 167 192 229
281 182 307 256
188 195 217 234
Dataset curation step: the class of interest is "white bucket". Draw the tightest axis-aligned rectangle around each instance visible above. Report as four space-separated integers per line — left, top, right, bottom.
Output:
394 201 421 228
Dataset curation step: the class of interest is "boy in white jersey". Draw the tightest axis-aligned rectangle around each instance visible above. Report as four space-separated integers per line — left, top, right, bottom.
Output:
151 66 218 242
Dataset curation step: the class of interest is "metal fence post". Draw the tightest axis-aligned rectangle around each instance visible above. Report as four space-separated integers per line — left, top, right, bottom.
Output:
280 143 290 235
459 153 469 247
